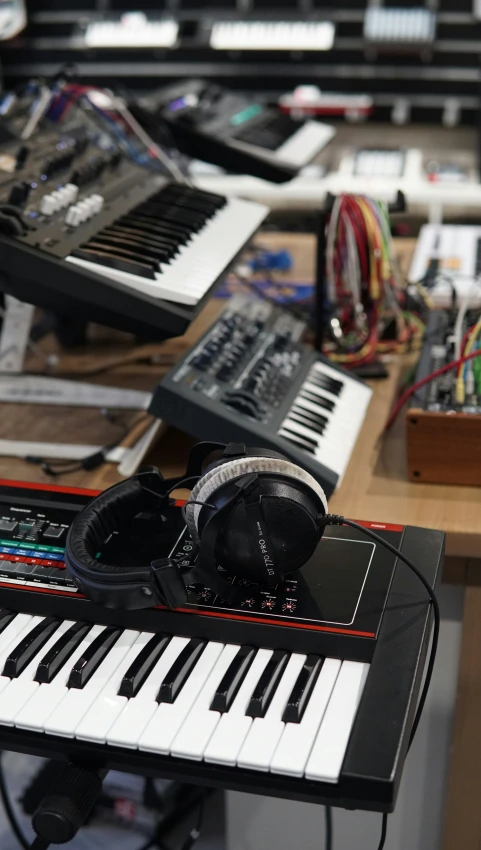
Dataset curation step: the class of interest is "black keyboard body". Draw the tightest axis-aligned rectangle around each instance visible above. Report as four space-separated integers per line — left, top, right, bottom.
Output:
0 113 266 339
131 81 317 183
0 479 443 813
148 295 373 496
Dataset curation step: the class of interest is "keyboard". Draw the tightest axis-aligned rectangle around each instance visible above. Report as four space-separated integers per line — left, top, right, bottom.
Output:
84 13 179 48
209 21 335 52
0 113 268 338
149 295 373 496
0 479 442 811
409 224 481 308
131 82 335 184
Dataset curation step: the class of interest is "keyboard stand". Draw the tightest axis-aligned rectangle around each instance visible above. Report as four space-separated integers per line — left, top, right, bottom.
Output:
0 295 161 475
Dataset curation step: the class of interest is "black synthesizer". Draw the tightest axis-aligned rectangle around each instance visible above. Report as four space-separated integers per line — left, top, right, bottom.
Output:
149 295 373 496
0 115 268 339
131 81 335 184
0 479 443 812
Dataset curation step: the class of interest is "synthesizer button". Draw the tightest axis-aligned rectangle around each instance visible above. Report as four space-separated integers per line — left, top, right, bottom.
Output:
0 520 17 533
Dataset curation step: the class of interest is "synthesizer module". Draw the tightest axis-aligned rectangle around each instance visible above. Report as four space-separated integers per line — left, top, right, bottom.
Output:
0 105 268 339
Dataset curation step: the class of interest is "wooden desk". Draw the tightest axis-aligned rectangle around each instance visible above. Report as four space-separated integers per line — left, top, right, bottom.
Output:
0 233 477 848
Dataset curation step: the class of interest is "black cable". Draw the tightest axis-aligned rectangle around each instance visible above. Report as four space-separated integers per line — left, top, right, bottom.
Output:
0 754 30 850
326 516 439 747
324 806 332 850
377 813 388 849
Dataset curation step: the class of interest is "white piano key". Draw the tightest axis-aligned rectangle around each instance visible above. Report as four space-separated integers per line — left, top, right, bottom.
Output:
270 658 341 776
171 643 240 760
0 615 44 699
107 636 190 748
0 619 75 726
45 629 139 738
75 630 154 743
66 197 268 306
237 653 306 771
138 641 224 755
204 648 273 766
15 624 103 732
305 661 370 783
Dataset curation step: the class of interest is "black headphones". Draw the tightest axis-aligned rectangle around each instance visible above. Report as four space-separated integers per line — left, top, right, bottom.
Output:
64 442 328 611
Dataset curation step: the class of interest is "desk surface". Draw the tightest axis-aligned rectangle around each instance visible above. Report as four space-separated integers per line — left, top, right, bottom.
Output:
0 234 479 558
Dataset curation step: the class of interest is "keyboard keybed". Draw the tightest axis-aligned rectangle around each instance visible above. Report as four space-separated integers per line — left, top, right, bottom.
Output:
0 609 368 784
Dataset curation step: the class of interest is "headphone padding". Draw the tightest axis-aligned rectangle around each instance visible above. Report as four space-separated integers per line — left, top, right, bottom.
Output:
185 456 328 540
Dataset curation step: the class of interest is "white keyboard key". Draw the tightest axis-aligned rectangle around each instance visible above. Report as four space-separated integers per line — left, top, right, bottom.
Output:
237 653 306 771
138 641 224 754
45 629 138 738
270 658 341 776
75 631 158 743
108 636 190 748
16 624 110 732
171 643 240 760
0 619 75 725
204 648 273 766
305 661 370 783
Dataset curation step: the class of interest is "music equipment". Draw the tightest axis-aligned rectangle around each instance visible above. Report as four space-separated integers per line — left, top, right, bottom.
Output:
409 224 481 308
209 21 335 52
406 309 481 486
148 295 373 497
0 112 268 339
131 81 335 184
0 478 443 812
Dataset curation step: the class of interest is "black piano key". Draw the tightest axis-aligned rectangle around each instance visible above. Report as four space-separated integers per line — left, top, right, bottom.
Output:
35 622 91 684
121 215 191 241
156 638 206 704
67 626 122 689
141 201 206 226
85 241 161 270
280 431 316 455
291 404 328 429
134 208 201 234
71 248 157 280
299 389 335 412
288 410 325 436
92 235 171 265
282 656 324 723
102 225 179 254
0 610 15 633
246 650 289 718
3 617 61 678
210 646 256 713
309 369 343 396
282 424 318 449
118 633 171 698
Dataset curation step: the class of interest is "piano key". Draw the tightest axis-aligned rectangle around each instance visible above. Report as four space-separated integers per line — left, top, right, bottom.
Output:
287 410 325 437
171 643 241 759
68 625 122 689
238 653 307 771
2 617 61 678
35 622 91 684
45 629 140 738
101 227 177 257
102 224 179 252
157 638 206 703
291 404 328 429
92 235 172 265
76 631 159 743
85 241 163 270
107 636 191 748
278 429 316 455
305 661 370 783
300 386 335 411
282 655 323 723
15 624 105 731
67 197 268 307
0 615 37 684
246 649 289 718
0 620 75 725
280 419 320 450
204 648 273 766
71 248 157 280
309 365 344 396
210 645 256 713
138 641 224 755
0 610 15 633
118 632 170 698
270 658 342 776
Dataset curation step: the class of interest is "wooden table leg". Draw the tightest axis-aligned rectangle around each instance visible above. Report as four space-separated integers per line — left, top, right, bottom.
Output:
442 561 481 850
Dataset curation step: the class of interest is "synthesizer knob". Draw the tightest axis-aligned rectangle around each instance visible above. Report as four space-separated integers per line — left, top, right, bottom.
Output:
15 144 30 170
8 181 30 206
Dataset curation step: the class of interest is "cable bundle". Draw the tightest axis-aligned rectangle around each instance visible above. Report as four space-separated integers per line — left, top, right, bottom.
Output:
324 193 423 367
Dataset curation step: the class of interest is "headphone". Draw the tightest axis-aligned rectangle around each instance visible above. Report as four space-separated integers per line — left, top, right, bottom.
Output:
64 442 328 611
